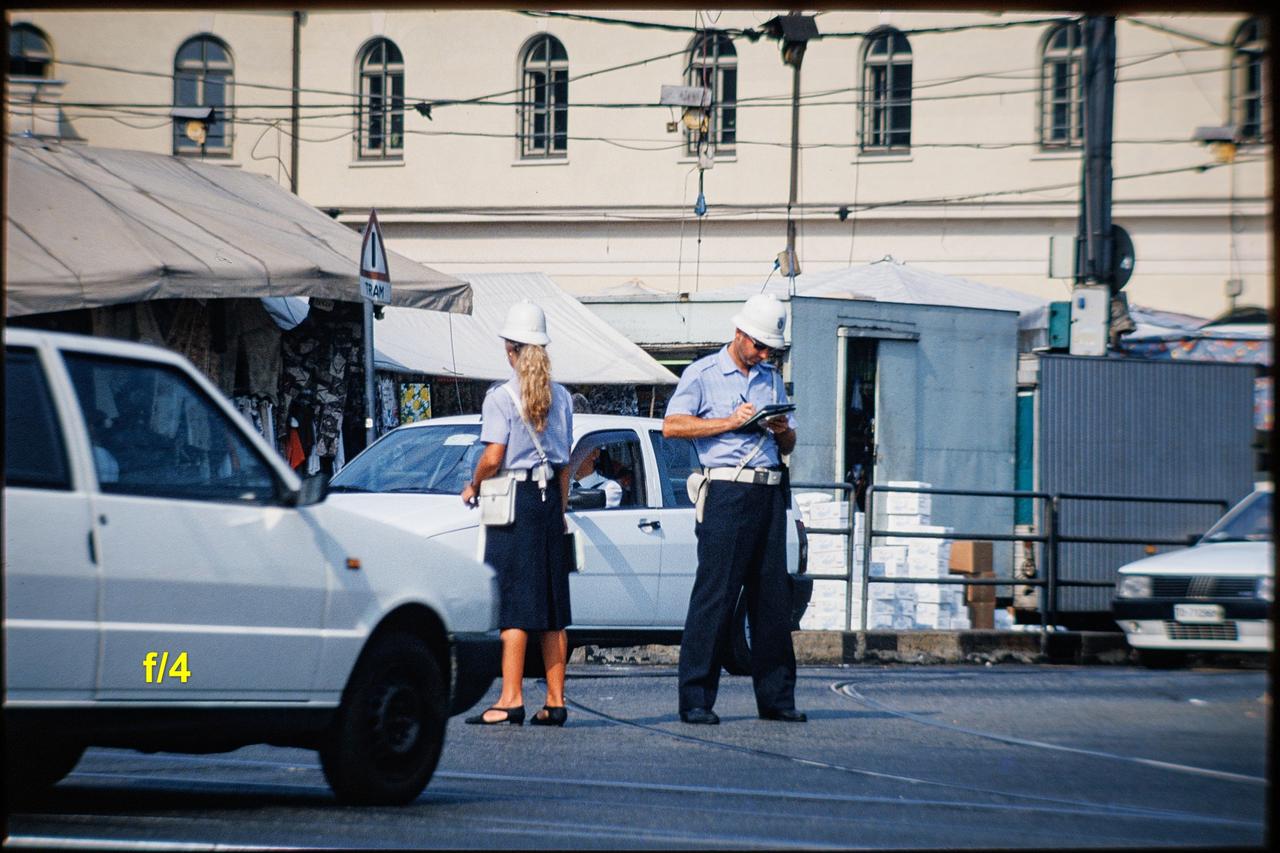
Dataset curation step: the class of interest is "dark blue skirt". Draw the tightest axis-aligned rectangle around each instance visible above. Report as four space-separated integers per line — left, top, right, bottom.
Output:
484 478 573 631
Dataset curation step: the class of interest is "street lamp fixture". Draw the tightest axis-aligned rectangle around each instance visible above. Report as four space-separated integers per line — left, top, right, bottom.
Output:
1193 125 1239 163
763 13 819 68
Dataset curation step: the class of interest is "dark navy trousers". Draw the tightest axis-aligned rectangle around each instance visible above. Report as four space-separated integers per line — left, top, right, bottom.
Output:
677 479 798 714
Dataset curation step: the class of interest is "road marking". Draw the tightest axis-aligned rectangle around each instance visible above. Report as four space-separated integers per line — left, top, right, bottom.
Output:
835 681 1267 786
4 837 307 851
563 699 1263 828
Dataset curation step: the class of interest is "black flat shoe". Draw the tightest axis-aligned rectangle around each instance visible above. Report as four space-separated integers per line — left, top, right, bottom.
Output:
759 708 807 723
530 705 567 727
465 705 525 726
679 708 720 725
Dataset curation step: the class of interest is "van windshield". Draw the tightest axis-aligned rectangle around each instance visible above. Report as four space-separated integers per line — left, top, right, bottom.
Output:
1201 491 1272 543
330 424 483 495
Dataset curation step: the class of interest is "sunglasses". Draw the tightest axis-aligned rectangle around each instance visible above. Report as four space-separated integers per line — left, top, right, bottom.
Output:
743 333 776 353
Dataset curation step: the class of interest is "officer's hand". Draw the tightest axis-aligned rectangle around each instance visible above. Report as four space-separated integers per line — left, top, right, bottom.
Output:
730 402 756 428
461 482 479 507
764 414 790 434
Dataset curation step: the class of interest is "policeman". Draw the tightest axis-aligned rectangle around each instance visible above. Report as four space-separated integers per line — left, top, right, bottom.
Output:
662 293 806 724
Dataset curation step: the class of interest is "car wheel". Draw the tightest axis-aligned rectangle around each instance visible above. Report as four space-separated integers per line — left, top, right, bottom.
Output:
320 632 447 805
4 736 84 802
723 591 753 676
1137 649 1188 669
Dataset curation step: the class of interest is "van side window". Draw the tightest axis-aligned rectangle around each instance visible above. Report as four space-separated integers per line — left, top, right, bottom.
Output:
62 353 280 504
4 347 72 491
650 430 699 508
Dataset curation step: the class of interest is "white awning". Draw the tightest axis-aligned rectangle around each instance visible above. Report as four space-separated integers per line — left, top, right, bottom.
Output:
373 273 677 385
5 136 471 316
699 256 1049 330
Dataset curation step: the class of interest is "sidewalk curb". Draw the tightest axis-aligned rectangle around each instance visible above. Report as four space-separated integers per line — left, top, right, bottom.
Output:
573 630 1135 666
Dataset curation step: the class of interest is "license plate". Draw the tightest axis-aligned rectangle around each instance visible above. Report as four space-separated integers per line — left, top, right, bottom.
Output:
1174 603 1224 624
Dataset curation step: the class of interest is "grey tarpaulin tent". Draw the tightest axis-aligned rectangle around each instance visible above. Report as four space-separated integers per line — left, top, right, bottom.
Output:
4 137 471 316
372 273 677 385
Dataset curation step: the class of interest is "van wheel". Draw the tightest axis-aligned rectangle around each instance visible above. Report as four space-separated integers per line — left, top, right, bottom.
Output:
320 632 447 805
4 736 84 803
722 591 753 676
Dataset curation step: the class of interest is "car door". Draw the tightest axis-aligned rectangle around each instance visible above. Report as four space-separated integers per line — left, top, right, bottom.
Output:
649 430 701 628
3 344 99 700
61 350 329 701
566 429 660 626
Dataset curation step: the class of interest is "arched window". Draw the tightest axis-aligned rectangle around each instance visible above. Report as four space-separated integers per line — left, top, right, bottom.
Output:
519 34 568 158
686 31 736 157
9 23 52 78
861 28 911 151
1039 21 1084 148
173 35 233 157
357 38 405 159
1231 18 1267 144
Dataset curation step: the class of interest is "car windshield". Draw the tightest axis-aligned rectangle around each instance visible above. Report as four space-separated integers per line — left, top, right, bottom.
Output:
1201 490 1272 543
330 424 483 495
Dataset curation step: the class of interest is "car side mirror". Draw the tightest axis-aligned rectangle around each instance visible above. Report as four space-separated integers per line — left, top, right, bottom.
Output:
1185 532 1203 546
283 472 329 507
568 488 607 511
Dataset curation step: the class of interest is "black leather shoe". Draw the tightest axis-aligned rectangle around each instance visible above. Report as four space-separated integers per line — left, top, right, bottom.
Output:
464 705 525 726
759 708 807 722
679 708 720 725
530 705 567 727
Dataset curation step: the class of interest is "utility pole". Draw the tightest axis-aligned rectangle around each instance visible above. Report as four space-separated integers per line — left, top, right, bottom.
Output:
1071 15 1133 354
764 13 818 290
1075 15 1116 290
290 11 302 194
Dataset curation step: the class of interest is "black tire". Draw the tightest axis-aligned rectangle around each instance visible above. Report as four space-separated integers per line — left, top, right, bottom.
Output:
4 736 84 802
320 632 447 805
722 591 753 676
1137 649 1189 669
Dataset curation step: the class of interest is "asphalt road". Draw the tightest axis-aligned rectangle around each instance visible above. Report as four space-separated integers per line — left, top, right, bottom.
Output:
6 664 1270 849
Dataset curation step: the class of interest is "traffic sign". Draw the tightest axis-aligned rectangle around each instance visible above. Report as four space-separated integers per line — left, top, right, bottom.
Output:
359 209 391 304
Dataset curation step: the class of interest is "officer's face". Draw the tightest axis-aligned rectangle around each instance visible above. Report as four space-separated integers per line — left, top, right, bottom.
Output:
733 330 774 366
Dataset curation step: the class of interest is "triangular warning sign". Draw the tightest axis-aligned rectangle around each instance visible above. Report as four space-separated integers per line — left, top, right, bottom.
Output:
359 209 391 305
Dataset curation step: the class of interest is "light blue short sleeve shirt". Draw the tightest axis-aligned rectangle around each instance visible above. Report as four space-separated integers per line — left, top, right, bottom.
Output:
664 346 796 468
480 376 573 468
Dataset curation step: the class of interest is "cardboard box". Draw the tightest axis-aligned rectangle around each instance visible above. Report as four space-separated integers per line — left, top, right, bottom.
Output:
968 600 995 629
916 583 942 604
806 501 851 526
949 540 994 574
884 482 932 516
966 569 996 604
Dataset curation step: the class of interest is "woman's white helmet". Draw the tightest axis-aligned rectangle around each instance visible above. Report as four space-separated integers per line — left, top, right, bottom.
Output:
499 299 550 346
732 293 787 348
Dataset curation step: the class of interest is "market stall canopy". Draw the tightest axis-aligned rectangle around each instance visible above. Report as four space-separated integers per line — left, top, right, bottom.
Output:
4 137 471 317
373 273 677 385
701 256 1049 330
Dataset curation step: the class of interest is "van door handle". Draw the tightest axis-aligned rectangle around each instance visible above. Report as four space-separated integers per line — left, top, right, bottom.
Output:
638 519 661 531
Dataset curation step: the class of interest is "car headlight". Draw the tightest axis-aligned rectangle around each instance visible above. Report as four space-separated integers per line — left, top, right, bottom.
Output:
1257 576 1273 603
1116 575 1152 599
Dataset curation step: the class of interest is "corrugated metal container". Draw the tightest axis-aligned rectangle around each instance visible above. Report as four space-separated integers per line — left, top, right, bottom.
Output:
1035 354 1256 611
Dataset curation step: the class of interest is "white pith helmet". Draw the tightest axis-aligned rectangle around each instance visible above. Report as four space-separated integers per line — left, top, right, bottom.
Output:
499 299 550 346
732 293 787 348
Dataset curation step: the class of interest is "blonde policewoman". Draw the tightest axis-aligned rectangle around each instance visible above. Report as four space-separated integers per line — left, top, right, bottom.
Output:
461 300 574 727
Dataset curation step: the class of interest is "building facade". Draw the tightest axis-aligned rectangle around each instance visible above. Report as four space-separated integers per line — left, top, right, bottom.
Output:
7 9 1272 319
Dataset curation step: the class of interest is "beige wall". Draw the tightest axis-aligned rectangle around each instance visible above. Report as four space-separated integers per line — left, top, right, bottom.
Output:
8 9 1271 318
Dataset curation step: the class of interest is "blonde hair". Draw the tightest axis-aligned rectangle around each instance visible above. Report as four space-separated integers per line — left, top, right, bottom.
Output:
513 343 553 433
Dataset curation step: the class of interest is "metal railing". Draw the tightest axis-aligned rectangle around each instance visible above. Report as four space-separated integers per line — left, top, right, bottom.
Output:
791 480 1229 655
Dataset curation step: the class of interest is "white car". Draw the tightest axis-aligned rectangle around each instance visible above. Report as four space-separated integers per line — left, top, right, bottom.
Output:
1112 484 1273 665
3 329 500 804
326 413 811 673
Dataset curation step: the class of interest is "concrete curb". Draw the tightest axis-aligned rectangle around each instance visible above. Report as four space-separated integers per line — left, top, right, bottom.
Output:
573 630 1136 667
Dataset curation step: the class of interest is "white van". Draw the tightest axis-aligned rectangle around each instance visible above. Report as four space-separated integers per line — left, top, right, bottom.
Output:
4 329 500 804
1112 484 1273 665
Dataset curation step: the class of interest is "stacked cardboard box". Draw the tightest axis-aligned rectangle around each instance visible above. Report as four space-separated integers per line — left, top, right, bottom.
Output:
794 493 864 630
869 481 965 630
949 540 994 629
